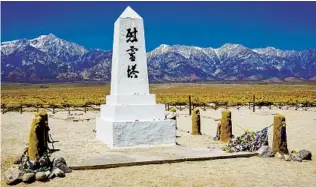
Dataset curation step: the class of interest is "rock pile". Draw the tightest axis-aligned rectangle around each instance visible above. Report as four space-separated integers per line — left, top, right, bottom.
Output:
221 126 312 162
274 149 312 162
6 154 72 185
5 110 72 185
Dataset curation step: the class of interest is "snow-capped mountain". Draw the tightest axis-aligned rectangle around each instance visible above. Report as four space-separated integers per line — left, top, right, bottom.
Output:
2 34 87 63
147 44 316 82
1 34 316 82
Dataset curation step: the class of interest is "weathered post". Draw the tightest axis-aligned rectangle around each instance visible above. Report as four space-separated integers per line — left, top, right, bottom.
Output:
20 103 23 114
192 108 201 135
167 103 170 111
220 110 232 143
52 105 55 114
28 109 49 161
304 102 308 111
189 95 192 116
2 104 5 114
84 104 87 113
272 113 289 154
252 95 255 112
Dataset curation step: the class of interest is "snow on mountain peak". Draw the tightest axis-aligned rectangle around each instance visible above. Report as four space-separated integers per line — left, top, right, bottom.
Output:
147 44 171 58
1 34 316 82
35 33 57 40
1 34 88 62
1 39 30 55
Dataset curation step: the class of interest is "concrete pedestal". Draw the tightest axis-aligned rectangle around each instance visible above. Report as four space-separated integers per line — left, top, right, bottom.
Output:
96 118 176 148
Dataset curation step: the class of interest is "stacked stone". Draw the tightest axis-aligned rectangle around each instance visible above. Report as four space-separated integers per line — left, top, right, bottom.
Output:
6 110 71 185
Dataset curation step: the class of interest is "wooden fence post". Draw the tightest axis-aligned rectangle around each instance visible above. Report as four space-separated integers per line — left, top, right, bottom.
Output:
304 102 308 111
272 113 288 154
84 105 87 113
20 103 23 114
36 104 39 113
68 105 70 115
220 110 232 143
2 104 5 114
252 95 255 112
167 103 170 111
53 105 55 114
192 108 201 135
189 95 192 116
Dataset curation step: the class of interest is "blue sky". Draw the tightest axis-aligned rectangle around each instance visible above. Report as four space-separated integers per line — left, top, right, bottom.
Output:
2 1 316 51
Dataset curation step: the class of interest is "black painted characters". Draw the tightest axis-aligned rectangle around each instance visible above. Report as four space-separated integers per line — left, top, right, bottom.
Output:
126 46 138 62
126 27 138 43
127 64 139 78
126 27 139 78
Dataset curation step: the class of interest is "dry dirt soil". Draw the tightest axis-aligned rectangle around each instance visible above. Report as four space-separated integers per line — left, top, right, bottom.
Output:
1 107 316 187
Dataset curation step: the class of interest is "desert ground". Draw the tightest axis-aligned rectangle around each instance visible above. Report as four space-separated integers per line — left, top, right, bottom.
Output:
1 107 316 187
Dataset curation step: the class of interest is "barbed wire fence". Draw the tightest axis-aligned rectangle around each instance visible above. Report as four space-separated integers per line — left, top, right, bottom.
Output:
1 94 316 114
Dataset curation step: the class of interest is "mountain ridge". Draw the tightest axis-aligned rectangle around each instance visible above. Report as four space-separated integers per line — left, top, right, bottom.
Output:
1 34 316 82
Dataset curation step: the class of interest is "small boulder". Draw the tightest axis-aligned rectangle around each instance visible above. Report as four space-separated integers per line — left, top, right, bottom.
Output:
44 170 51 178
48 172 56 180
275 152 284 159
290 153 302 162
22 173 35 183
35 172 47 181
53 157 72 173
298 150 312 160
53 168 65 178
283 154 291 161
265 149 275 157
6 168 21 185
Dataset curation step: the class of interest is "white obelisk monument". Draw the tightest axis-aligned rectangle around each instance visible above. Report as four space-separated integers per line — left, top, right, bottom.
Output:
96 6 176 148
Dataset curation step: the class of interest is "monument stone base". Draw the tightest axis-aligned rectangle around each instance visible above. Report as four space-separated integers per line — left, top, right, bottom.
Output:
96 118 176 148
